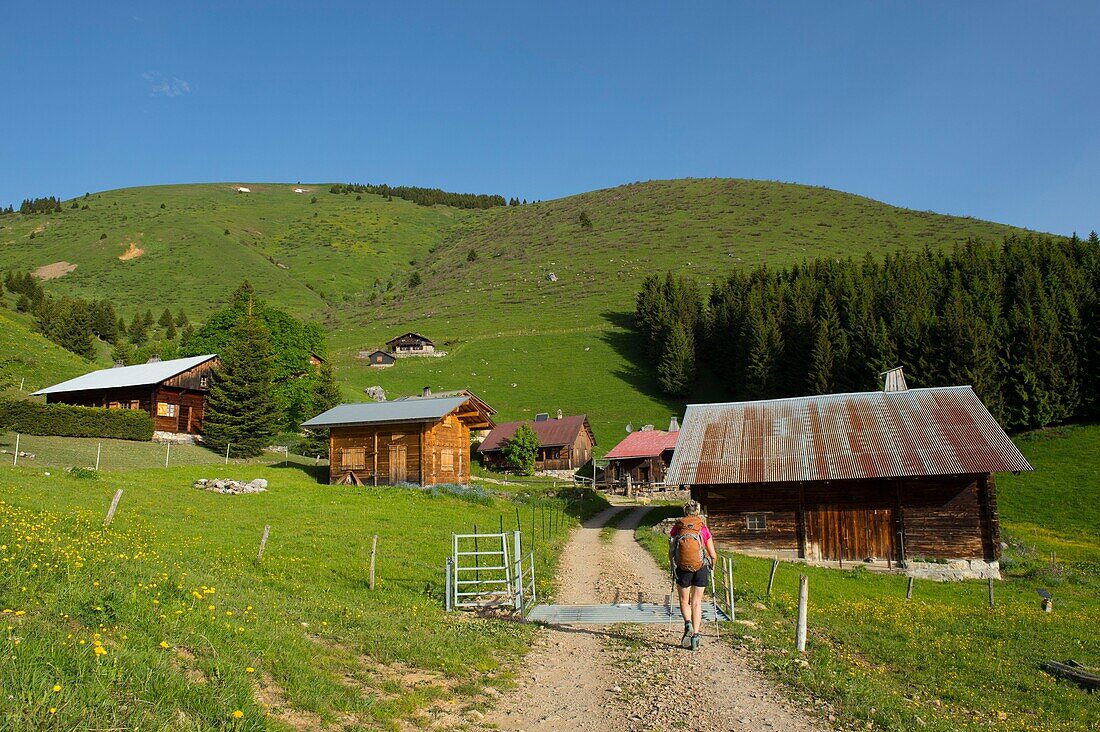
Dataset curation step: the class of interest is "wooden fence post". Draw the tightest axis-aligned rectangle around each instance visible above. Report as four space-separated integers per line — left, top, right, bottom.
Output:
165 442 171 468
766 557 779 596
225 443 231 465
104 489 123 526
257 525 271 560
445 557 453 611
796 574 808 653
12 434 20 467
369 534 378 590
987 577 995 608
95 443 102 471
906 576 914 601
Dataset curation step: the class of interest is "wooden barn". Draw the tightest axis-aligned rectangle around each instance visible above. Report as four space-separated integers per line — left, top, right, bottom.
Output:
604 426 679 488
363 350 396 368
302 393 495 485
478 412 595 473
32 354 220 436
386 332 435 355
665 382 1031 567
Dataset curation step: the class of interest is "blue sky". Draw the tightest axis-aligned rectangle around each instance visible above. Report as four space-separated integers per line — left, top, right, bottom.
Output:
2 2 1097 235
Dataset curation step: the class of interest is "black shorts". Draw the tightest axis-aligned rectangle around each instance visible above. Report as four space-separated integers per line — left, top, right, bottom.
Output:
675 566 711 588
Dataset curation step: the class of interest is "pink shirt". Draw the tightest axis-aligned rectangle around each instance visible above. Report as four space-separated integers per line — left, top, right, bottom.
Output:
671 521 712 544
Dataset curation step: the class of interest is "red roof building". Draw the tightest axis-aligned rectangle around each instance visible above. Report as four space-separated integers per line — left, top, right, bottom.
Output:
478 414 595 473
604 428 679 489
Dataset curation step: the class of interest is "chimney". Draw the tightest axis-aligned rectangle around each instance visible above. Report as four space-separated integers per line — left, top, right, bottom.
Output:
147 354 161 363
882 367 908 392
422 386 432 398
556 408 563 420
669 416 679 432
113 360 125 368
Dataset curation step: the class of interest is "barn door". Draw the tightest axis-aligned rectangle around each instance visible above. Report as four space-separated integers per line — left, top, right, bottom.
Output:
389 445 407 484
806 505 895 563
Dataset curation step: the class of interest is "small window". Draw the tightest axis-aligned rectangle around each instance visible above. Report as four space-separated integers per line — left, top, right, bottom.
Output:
745 513 767 531
107 401 120 409
440 449 454 471
157 402 177 417
375 355 383 363
130 400 140 410
200 376 209 388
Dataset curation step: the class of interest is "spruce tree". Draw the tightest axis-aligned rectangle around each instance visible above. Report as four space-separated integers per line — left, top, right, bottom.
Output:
158 308 174 329
202 305 277 458
303 359 342 456
658 322 696 397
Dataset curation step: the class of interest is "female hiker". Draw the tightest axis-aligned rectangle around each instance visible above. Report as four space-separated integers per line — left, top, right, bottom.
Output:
669 500 718 651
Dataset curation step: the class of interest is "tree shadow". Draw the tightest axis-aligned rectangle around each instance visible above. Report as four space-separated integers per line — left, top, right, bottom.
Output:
264 460 331 483
599 310 682 416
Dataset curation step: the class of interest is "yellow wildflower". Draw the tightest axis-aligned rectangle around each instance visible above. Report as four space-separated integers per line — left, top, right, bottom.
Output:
52 684 61 692
232 710 243 719
159 641 170 649
246 666 254 673
94 645 107 657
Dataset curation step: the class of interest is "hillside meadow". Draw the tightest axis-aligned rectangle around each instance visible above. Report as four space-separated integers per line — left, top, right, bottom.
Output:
0 179 1046 444
637 424 1100 732
0 460 584 730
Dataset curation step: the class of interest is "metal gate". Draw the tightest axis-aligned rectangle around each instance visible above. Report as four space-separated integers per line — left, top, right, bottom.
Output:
445 530 535 614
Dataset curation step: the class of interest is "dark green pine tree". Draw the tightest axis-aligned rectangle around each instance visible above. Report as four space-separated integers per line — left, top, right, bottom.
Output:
202 306 277 458
165 319 177 340
129 312 148 345
742 287 784 399
657 321 696 397
158 308 174 329
303 359 343 456
175 308 190 328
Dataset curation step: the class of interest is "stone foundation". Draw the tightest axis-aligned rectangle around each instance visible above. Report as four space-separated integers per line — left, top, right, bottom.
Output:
906 559 1001 581
152 431 200 445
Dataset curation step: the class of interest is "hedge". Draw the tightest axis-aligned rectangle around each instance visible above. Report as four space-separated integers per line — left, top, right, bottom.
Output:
0 398 154 441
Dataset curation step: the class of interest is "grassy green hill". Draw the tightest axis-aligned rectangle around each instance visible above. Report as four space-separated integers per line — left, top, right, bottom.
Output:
0 307 98 395
0 179 1042 444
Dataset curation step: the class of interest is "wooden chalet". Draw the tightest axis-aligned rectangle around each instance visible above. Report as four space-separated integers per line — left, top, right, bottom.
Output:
33 355 220 435
478 412 595 473
302 392 494 486
665 381 1032 566
386 332 435 355
604 426 679 488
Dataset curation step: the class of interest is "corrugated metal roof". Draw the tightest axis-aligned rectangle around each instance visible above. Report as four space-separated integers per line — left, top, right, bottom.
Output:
478 415 592 452
32 355 218 396
666 386 1032 486
605 430 679 460
301 396 468 428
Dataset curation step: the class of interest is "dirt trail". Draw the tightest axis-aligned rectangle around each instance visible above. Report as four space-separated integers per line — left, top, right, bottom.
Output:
487 507 829 731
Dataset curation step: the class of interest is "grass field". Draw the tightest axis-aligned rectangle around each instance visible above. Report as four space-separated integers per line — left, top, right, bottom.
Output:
637 424 1100 732
0 459 588 730
0 308 94 396
0 178 1045 450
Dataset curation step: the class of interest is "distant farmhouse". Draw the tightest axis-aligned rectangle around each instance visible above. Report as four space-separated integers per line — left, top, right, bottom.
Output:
478 411 595 476
666 372 1031 575
387 332 435 356
302 388 494 486
604 420 679 489
33 355 220 437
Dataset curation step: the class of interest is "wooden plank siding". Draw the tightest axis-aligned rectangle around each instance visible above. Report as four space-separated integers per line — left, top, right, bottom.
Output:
692 473 998 563
328 413 473 486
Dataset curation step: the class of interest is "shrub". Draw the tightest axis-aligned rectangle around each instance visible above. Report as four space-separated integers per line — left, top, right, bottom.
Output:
0 398 154 441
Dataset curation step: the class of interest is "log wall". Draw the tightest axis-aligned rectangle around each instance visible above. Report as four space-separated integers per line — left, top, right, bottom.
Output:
692 473 997 562
329 415 471 486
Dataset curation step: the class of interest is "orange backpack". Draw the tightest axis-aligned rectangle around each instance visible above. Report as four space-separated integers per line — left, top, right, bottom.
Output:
671 515 708 571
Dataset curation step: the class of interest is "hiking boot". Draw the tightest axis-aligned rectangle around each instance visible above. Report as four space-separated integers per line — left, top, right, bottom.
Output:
681 623 693 648
690 633 701 651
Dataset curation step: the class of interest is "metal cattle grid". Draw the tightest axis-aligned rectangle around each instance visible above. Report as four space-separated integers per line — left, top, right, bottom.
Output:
446 530 535 613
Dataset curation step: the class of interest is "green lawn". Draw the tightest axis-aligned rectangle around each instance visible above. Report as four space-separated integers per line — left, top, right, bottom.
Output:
0 461 584 730
636 425 1100 732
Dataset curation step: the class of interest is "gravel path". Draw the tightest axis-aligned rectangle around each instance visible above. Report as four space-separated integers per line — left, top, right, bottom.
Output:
486 506 830 731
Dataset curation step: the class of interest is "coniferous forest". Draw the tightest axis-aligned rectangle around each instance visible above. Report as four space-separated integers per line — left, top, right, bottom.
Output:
635 233 1100 431
327 182 506 209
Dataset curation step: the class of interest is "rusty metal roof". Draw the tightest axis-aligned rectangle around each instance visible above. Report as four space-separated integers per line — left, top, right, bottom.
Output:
665 386 1031 486
478 415 594 452
605 430 679 460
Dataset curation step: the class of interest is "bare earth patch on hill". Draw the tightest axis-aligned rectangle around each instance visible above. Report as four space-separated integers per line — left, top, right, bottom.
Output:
118 242 144 260
32 261 77 280
487 506 830 731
